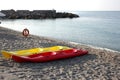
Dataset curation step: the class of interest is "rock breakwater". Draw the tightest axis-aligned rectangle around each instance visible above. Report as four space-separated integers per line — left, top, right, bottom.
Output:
0 9 79 19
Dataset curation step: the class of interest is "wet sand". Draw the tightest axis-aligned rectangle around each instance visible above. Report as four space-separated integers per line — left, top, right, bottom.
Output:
0 26 120 80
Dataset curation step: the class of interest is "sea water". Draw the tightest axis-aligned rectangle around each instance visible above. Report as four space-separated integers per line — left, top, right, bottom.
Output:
0 11 120 51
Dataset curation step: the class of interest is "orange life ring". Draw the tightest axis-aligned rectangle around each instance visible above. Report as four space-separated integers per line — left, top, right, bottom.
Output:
22 28 29 37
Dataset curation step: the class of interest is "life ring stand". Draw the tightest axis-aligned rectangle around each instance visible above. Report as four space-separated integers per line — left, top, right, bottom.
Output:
22 28 29 37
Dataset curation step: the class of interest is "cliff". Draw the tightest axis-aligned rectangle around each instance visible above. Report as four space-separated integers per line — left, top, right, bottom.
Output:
0 9 79 19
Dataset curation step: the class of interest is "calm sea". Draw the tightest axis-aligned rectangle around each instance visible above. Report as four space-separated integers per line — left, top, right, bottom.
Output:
1 11 120 51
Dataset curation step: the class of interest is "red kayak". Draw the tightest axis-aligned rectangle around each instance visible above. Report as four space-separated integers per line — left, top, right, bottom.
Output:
12 49 88 62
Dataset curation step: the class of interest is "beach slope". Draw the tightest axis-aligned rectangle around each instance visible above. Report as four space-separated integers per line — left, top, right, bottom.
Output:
0 26 119 80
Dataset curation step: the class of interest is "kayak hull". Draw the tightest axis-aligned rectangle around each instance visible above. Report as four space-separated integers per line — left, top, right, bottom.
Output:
12 49 88 63
1 46 70 59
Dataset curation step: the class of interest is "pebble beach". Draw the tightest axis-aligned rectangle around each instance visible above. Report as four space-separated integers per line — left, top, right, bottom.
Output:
0 26 120 80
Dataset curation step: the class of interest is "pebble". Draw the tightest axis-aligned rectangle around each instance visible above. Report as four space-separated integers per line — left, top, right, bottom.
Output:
0 26 120 80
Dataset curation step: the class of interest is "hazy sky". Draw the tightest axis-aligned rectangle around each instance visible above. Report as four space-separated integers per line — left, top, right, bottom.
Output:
0 0 120 11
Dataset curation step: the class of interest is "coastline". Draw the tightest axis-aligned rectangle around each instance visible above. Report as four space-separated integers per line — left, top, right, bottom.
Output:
69 42 120 53
0 26 120 80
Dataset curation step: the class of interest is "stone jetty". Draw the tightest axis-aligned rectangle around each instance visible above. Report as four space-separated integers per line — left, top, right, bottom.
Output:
0 9 79 19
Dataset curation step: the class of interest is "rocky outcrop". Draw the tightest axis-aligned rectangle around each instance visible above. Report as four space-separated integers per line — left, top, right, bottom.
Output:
56 12 79 18
0 9 79 19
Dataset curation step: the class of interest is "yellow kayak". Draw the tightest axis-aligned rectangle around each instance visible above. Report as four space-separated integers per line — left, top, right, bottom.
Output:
1 46 70 59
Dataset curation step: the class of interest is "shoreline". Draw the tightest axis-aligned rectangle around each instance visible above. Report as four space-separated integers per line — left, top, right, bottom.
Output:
0 26 120 80
1 26 120 53
69 41 120 53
